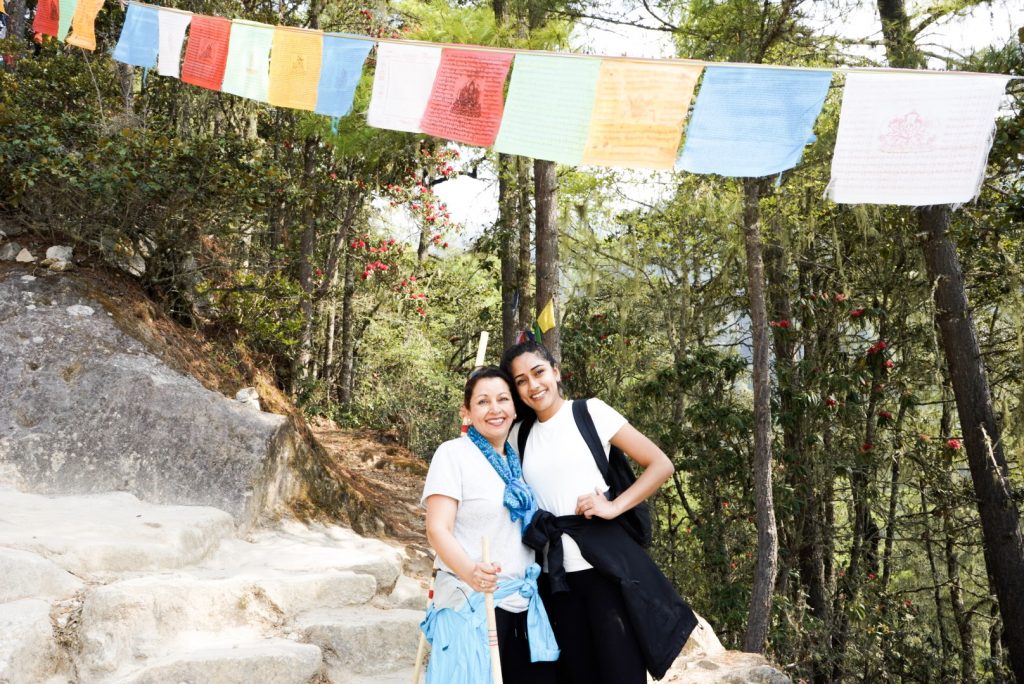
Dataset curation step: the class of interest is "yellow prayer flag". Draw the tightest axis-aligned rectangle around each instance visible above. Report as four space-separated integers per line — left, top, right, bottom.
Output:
538 299 556 333
268 27 323 111
0 0 7 15
65 0 105 50
582 60 702 170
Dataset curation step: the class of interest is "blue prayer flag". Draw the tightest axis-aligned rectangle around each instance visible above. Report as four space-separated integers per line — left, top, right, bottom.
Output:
112 4 159 68
677 66 832 177
315 36 373 118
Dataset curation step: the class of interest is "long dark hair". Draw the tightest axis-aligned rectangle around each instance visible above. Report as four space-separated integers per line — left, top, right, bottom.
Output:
499 341 564 423
463 366 514 408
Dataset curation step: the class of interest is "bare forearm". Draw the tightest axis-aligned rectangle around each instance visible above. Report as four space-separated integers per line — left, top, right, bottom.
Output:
426 525 477 584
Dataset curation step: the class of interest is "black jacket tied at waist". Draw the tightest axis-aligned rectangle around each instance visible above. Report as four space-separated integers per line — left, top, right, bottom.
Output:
522 510 699 680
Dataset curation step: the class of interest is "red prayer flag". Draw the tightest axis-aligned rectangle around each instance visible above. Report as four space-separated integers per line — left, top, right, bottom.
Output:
421 49 513 148
180 15 231 91
32 0 60 37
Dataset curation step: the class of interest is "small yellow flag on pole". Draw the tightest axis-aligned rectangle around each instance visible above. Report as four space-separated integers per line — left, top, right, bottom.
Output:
538 298 556 333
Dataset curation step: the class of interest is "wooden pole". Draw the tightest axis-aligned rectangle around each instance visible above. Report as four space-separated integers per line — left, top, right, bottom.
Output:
482 536 504 684
411 331 491 683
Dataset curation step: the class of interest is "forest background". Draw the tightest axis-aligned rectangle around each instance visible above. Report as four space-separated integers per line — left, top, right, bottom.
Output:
1 0 1023 679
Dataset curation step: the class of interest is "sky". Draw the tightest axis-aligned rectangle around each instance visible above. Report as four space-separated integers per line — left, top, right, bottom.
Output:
425 0 1022 240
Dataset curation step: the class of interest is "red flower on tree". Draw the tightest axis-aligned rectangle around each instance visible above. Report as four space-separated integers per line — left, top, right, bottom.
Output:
835 293 848 303
860 442 874 452
851 309 865 318
947 438 962 450
867 340 887 355
769 319 791 329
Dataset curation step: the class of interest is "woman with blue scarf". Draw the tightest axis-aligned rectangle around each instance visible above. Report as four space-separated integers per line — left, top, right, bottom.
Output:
421 366 558 684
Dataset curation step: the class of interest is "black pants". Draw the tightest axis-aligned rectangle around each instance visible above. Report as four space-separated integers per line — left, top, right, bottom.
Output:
496 607 558 684
540 569 647 684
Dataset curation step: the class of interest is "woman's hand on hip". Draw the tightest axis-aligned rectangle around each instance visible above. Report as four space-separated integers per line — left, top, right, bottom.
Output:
576 487 619 520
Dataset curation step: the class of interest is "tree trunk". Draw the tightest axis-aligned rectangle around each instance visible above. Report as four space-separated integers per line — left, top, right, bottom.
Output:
919 205 1024 680
516 157 533 334
7 0 26 41
292 136 318 395
116 62 135 116
338 225 357 407
534 158 559 360
989 573 1008 683
740 177 778 654
920 487 953 670
943 507 976 684
497 153 519 348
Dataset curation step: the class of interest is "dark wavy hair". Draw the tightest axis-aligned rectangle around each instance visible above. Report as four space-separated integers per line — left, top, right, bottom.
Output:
499 341 564 423
463 365 514 408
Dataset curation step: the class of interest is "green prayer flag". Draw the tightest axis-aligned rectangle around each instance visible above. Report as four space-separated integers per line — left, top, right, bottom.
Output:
222 22 273 103
493 54 601 165
57 0 77 41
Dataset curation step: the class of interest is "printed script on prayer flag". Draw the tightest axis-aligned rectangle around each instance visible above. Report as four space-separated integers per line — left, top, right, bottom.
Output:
56 0 77 41
316 36 373 118
367 43 442 133
826 72 1010 206
32 0 59 38
65 0 104 50
113 3 159 68
222 21 273 103
493 54 601 165
581 60 702 170
181 15 232 91
677 66 832 177
268 27 323 111
157 9 191 78
421 49 514 148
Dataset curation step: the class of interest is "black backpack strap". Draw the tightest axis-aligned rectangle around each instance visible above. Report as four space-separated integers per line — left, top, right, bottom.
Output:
516 416 536 465
572 399 610 481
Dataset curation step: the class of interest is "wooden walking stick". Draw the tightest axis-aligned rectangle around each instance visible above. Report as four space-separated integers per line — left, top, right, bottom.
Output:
482 535 504 684
411 331 491 683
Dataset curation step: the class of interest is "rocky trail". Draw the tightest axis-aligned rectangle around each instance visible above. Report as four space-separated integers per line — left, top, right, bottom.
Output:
0 258 790 684
0 487 425 683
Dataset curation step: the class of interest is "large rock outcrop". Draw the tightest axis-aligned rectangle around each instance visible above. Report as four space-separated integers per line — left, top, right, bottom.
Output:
0 266 345 526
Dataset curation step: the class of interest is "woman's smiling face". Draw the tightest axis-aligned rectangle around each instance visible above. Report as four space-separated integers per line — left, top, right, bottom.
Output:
508 351 563 421
463 376 516 448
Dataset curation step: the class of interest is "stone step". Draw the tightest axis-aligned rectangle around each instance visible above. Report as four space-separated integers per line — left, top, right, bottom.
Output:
296 606 424 677
0 547 84 602
0 488 235 576
349 666 421 684
77 571 376 679
103 636 322 684
197 519 405 595
0 598 63 683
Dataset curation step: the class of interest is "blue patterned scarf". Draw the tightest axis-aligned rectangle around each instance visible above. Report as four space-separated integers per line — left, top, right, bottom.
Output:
466 426 537 532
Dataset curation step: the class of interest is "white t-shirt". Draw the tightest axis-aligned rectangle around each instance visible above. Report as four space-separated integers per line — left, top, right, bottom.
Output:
421 435 534 612
510 398 628 572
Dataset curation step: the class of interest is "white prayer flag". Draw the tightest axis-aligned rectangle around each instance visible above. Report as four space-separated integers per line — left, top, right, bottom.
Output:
367 43 442 133
157 9 191 78
827 71 1010 206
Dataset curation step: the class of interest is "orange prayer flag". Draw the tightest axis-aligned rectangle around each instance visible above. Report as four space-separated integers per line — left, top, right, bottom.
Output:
267 27 322 111
65 0 105 50
32 0 60 37
421 49 514 148
181 15 232 91
581 60 702 170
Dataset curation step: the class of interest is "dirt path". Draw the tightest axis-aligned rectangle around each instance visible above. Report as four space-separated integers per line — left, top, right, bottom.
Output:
309 419 432 575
